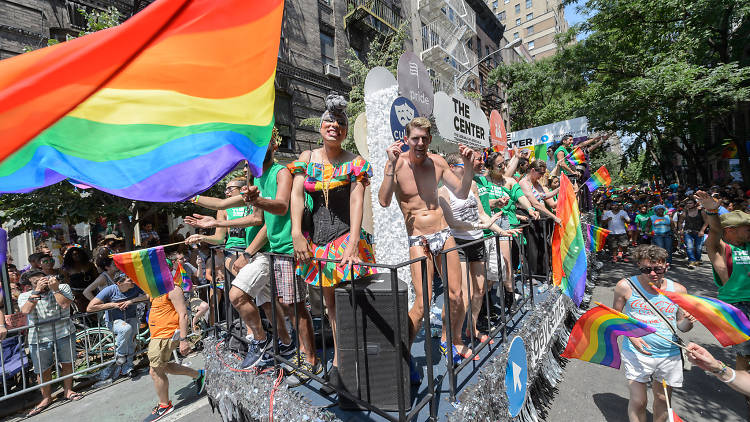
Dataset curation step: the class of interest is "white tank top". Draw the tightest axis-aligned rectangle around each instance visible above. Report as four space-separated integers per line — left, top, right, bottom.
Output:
448 188 483 240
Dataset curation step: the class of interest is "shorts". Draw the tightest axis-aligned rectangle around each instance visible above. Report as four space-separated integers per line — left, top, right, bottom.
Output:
732 301 750 356
29 335 75 374
485 238 500 282
455 238 486 262
232 254 271 306
607 233 629 249
497 215 511 241
148 338 178 368
621 347 683 387
272 255 307 304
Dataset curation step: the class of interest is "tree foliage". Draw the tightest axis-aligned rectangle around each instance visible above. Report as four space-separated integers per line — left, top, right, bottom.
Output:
489 0 750 184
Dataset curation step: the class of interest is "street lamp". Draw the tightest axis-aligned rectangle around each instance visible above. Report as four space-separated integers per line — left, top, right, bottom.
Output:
453 37 522 92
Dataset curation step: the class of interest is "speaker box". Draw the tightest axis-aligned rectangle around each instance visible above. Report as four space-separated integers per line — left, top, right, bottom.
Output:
335 272 411 411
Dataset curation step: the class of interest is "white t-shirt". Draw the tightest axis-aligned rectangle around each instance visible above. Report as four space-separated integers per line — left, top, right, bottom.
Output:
603 210 630 234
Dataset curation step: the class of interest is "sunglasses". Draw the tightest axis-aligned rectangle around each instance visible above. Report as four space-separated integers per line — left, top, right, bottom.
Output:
639 266 666 274
41 258 54 263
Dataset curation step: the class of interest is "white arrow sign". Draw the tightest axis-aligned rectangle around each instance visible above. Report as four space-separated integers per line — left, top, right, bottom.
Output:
512 362 523 391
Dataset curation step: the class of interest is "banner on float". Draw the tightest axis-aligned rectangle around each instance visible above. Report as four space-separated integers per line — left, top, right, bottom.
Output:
433 91 490 149
507 117 589 157
489 110 507 153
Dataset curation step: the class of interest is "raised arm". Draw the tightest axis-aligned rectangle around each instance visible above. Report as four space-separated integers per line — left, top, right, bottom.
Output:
191 194 245 211
439 145 474 199
518 180 560 222
695 190 728 283
83 273 108 301
378 142 402 208
184 210 230 244
245 167 292 216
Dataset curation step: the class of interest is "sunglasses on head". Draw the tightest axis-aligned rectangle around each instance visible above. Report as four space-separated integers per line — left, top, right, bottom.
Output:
639 266 666 274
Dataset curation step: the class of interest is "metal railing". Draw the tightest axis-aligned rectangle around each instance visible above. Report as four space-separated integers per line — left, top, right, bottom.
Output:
345 0 404 32
207 222 553 420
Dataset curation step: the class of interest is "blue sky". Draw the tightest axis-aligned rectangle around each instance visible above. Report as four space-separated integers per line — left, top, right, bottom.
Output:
564 1 590 39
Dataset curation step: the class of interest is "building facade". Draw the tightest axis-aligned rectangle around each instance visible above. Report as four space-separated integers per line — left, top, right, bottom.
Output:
486 0 568 59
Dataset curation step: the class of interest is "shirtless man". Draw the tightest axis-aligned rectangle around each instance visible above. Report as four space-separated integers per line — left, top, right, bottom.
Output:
378 117 476 365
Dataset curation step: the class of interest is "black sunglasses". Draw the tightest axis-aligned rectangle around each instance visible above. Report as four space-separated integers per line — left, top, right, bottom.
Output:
639 266 666 274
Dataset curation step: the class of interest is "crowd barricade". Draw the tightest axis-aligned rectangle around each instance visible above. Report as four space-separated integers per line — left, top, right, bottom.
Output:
207 221 554 422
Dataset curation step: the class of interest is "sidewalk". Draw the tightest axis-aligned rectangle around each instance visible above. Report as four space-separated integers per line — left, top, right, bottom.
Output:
6 354 207 422
548 255 746 421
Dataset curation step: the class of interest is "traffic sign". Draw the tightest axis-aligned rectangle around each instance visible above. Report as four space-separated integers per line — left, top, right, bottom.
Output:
505 336 528 417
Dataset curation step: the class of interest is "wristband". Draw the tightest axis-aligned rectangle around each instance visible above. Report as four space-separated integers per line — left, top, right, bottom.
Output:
723 367 737 383
0 324 6 328
705 211 718 216
190 195 200 204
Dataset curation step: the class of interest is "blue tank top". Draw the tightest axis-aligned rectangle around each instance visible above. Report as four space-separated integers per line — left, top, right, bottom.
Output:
650 215 671 235
622 277 680 358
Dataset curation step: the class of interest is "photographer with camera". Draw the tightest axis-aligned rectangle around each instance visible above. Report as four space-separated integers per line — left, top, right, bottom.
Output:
18 269 82 416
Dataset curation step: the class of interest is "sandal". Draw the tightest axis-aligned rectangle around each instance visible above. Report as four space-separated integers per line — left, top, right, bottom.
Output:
477 334 495 345
65 392 84 401
455 345 480 361
27 402 50 417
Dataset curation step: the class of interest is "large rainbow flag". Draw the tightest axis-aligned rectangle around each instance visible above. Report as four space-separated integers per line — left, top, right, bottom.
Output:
113 246 174 297
652 285 750 347
0 0 283 202
561 303 656 369
584 166 612 192
552 174 587 306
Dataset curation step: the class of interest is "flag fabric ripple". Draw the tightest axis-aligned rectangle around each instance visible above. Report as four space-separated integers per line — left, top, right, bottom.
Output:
0 0 283 202
113 246 174 298
552 174 587 306
584 166 612 192
561 303 656 369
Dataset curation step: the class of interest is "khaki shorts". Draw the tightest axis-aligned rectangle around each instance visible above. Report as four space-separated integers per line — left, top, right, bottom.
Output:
148 338 177 368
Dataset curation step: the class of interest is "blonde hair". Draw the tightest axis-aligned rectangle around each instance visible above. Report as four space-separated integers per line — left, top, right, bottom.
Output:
405 117 432 137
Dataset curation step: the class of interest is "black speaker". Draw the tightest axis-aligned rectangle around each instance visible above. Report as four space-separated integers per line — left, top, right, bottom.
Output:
335 272 411 411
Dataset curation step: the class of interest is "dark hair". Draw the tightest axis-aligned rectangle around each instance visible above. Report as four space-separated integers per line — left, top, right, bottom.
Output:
561 134 573 141
95 251 114 271
21 269 46 284
28 252 45 263
529 159 547 173
485 152 504 168
62 246 91 270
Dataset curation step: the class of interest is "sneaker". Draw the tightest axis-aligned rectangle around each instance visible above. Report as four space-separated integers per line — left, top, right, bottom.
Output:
143 402 173 422
278 339 296 360
194 369 206 395
687 262 695 269
439 341 462 365
241 337 271 369
285 354 322 387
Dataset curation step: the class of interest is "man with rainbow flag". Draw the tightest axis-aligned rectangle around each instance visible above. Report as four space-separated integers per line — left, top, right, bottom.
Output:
613 245 695 422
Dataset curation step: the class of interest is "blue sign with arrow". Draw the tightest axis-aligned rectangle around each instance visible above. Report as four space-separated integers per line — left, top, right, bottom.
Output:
505 336 528 417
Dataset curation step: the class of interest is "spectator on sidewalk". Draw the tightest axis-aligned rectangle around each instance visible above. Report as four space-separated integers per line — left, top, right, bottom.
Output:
18 270 83 416
678 198 708 268
613 245 695 422
86 273 147 381
143 284 205 422
140 222 160 247
602 201 631 262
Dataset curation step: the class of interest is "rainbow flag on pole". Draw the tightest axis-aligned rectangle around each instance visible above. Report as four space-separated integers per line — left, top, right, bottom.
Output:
585 224 610 253
584 166 612 192
173 262 193 292
652 286 750 347
0 0 283 201
561 303 657 369
113 246 174 298
552 174 587 306
566 147 586 166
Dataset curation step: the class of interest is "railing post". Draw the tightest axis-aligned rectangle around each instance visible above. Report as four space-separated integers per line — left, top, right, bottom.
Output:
441 253 456 402
390 266 406 421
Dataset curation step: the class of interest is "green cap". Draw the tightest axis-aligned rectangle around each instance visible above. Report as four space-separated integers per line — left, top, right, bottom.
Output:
720 210 750 228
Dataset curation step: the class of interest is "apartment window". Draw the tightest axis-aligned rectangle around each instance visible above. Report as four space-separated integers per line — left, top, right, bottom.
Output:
496 11 505 21
513 32 519 39
526 0 532 8
514 4 520 13
527 25 534 35
477 37 482 58
320 32 335 66
515 18 521 26
528 40 535 49
527 12 533 21
492 0 498 8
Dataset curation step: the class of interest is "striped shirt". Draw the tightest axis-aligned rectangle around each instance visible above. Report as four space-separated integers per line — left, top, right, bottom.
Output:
17 284 75 344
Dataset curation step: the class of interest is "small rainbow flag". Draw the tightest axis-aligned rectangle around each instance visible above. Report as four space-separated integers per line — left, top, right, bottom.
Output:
652 285 750 347
113 246 174 298
552 174 587 306
561 303 657 369
584 166 612 192
566 147 586 166
173 262 192 292
0 0 283 201
585 224 610 252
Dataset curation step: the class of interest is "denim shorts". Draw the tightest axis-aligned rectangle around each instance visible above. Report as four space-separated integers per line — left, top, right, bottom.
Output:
29 335 75 374
732 302 750 356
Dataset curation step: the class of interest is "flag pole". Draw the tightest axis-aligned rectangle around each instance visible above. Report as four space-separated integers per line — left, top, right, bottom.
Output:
593 302 687 349
662 380 675 422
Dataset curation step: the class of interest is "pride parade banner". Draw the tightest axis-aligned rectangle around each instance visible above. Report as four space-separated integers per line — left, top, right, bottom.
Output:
507 117 589 158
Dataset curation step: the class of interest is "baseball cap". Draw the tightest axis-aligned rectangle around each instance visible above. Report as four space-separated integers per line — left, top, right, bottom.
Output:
104 234 123 240
720 210 750 228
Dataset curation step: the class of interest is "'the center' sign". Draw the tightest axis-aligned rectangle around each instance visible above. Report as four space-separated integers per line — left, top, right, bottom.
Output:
433 91 489 149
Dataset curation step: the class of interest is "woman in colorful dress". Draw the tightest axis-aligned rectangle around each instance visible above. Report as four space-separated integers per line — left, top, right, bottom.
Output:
289 93 376 390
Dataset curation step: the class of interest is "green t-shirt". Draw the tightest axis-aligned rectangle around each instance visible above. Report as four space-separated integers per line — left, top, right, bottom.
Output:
224 206 248 250
244 206 269 252
474 175 492 215
634 213 651 232
257 162 294 254
714 242 750 303
554 146 570 175
501 183 524 227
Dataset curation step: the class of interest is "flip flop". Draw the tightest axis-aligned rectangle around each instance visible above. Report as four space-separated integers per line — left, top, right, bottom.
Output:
65 392 84 401
477 334 495 345
27 402 50 417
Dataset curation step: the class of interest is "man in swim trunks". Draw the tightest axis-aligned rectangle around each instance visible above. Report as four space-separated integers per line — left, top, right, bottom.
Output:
378 117 476 365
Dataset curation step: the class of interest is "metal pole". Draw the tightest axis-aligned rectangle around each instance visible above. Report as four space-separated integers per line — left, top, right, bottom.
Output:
421 259 437 421
441 253 456 402
268 254 279 367
390 267 406 421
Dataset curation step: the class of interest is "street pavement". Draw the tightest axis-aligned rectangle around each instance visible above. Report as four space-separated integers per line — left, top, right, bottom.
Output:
548 253 747 422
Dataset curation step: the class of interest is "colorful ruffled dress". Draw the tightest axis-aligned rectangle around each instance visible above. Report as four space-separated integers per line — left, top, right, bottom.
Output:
287 157 377 287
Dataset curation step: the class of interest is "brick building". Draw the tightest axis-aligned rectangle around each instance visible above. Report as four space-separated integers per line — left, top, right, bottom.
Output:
486 0 569 59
